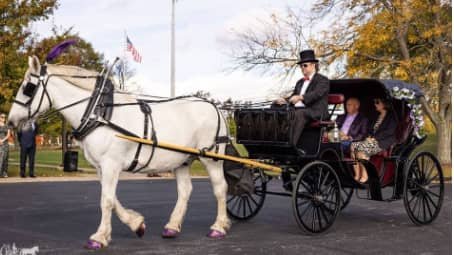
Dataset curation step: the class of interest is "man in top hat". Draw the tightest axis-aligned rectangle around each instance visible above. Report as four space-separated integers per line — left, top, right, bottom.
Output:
274 49 330 152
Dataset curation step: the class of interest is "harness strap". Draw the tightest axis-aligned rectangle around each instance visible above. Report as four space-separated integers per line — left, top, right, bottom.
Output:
127 102 158 173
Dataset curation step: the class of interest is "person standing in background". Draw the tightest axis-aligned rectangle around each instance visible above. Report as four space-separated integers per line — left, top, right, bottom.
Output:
0 113 11 178
18 119 39 178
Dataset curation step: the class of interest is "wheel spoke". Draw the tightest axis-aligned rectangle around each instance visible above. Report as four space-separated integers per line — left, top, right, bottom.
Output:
425 192 438 209
311 206 317 231
297 199 311 208
245 196 254 215
242 197 247 217
422 195 434 220
235 197 242 216
317 167 323 189
421 193 427 221
425 189 441 198
406 191 419 205
230 196 240 209
411 195 421 216
246 193 259 207
319 204 330 223
316 207 323 231
320 203 335 215
227 196 235 204
322 199 337 206
415 195 422 220
320 180 335 194
299 180 312 193
424 163 435 181
321 170 330 187
299 201 313 218
425 174 440 185
420 155 426 182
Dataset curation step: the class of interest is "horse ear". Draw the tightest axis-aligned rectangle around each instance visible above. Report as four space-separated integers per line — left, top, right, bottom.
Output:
28 55 41 72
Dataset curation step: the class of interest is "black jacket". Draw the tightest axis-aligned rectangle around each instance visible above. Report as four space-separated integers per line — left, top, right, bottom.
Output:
290 73 330 120
18 121 39 149
369 112 397 150
335 113 369 142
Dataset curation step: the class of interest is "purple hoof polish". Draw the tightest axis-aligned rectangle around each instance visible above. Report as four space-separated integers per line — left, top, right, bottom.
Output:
161 228 179 238
207 230 226 239
84 240 103 250
136 223 146 238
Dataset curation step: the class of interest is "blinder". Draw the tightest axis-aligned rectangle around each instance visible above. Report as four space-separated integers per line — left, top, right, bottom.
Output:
23 82 38 97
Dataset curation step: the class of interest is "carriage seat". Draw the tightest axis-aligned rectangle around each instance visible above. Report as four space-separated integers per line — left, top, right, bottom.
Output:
370 113 412 186
310 94 344 128
374 112 412 158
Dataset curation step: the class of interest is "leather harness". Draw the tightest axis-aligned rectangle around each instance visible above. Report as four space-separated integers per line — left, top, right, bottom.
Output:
13 64 228 172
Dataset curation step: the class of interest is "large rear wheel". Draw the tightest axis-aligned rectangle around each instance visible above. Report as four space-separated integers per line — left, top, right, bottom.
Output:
292 161 341 234
403 152 444 225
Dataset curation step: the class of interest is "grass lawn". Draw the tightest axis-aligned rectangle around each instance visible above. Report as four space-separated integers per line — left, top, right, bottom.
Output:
9 148 93 168
5 133 450 178
5 164 81 177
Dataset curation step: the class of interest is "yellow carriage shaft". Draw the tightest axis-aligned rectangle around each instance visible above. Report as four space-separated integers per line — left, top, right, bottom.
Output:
116 134 282 173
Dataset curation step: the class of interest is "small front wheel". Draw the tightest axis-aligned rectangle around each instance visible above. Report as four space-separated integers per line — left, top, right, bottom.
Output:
292 161 341 234
227 169 267 220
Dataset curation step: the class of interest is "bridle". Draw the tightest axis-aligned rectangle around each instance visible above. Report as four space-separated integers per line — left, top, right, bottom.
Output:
13 65 53 119
12 64 93 121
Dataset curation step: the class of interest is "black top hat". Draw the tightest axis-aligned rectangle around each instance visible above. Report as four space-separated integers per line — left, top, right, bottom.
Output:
296 49 319 64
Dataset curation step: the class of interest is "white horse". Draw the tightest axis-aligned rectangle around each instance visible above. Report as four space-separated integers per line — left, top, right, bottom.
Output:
8 56 231 249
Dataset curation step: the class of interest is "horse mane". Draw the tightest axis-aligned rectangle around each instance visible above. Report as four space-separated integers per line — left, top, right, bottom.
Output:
46 64 136 102
47 64 100 91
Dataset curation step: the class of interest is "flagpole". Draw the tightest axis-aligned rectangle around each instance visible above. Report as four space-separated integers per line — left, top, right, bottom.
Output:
123 30 127 90
170 0 176 97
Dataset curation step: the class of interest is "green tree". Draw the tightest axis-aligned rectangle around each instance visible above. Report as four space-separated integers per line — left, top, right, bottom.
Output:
0 0 58 113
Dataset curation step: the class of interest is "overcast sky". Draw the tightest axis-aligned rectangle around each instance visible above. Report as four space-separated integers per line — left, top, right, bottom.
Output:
33 0 317 101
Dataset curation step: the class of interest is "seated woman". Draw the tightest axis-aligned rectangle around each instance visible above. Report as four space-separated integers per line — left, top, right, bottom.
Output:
350 98 397 183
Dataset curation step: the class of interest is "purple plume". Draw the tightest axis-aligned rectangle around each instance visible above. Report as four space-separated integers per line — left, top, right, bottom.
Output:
45 39 77 62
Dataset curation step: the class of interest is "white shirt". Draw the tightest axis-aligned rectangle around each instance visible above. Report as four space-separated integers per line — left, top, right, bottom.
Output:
294 72 315 107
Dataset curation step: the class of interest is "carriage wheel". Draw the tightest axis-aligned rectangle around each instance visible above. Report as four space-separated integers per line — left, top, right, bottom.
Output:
403 152 444 225
340 187 353 210
319 148 352 210
292 161 341 234
227 169 267 220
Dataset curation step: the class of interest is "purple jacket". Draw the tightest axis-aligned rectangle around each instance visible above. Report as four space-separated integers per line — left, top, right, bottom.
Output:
335 113 368 142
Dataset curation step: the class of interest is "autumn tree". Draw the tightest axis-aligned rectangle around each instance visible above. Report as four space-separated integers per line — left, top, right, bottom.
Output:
0 0 58 113
224 1 451 164
311 0 451 164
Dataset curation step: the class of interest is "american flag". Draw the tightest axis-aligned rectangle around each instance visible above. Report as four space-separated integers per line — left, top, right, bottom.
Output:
126 36 142 63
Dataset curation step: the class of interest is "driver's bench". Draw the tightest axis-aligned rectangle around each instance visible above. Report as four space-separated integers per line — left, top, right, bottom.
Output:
235 94 344 160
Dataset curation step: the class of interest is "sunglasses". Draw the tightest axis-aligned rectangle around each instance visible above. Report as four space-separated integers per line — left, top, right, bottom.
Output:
374 99 382 104
300 63 311 68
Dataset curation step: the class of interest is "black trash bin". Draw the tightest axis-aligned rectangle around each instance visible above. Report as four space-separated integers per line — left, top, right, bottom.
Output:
64 151 78 172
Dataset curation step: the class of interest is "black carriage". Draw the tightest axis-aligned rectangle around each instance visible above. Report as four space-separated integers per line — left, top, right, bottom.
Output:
225 79 444 234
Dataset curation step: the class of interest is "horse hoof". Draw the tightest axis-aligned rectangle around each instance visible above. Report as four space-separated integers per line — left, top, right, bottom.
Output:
136 222 146 238
84 240 103 250
207 230 226 239
161 228 179 238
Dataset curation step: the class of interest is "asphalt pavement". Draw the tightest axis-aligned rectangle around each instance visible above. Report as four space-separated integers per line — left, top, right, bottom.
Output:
0 179 451 255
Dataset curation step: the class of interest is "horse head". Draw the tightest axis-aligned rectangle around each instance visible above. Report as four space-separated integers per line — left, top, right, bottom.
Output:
8 56 52 128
